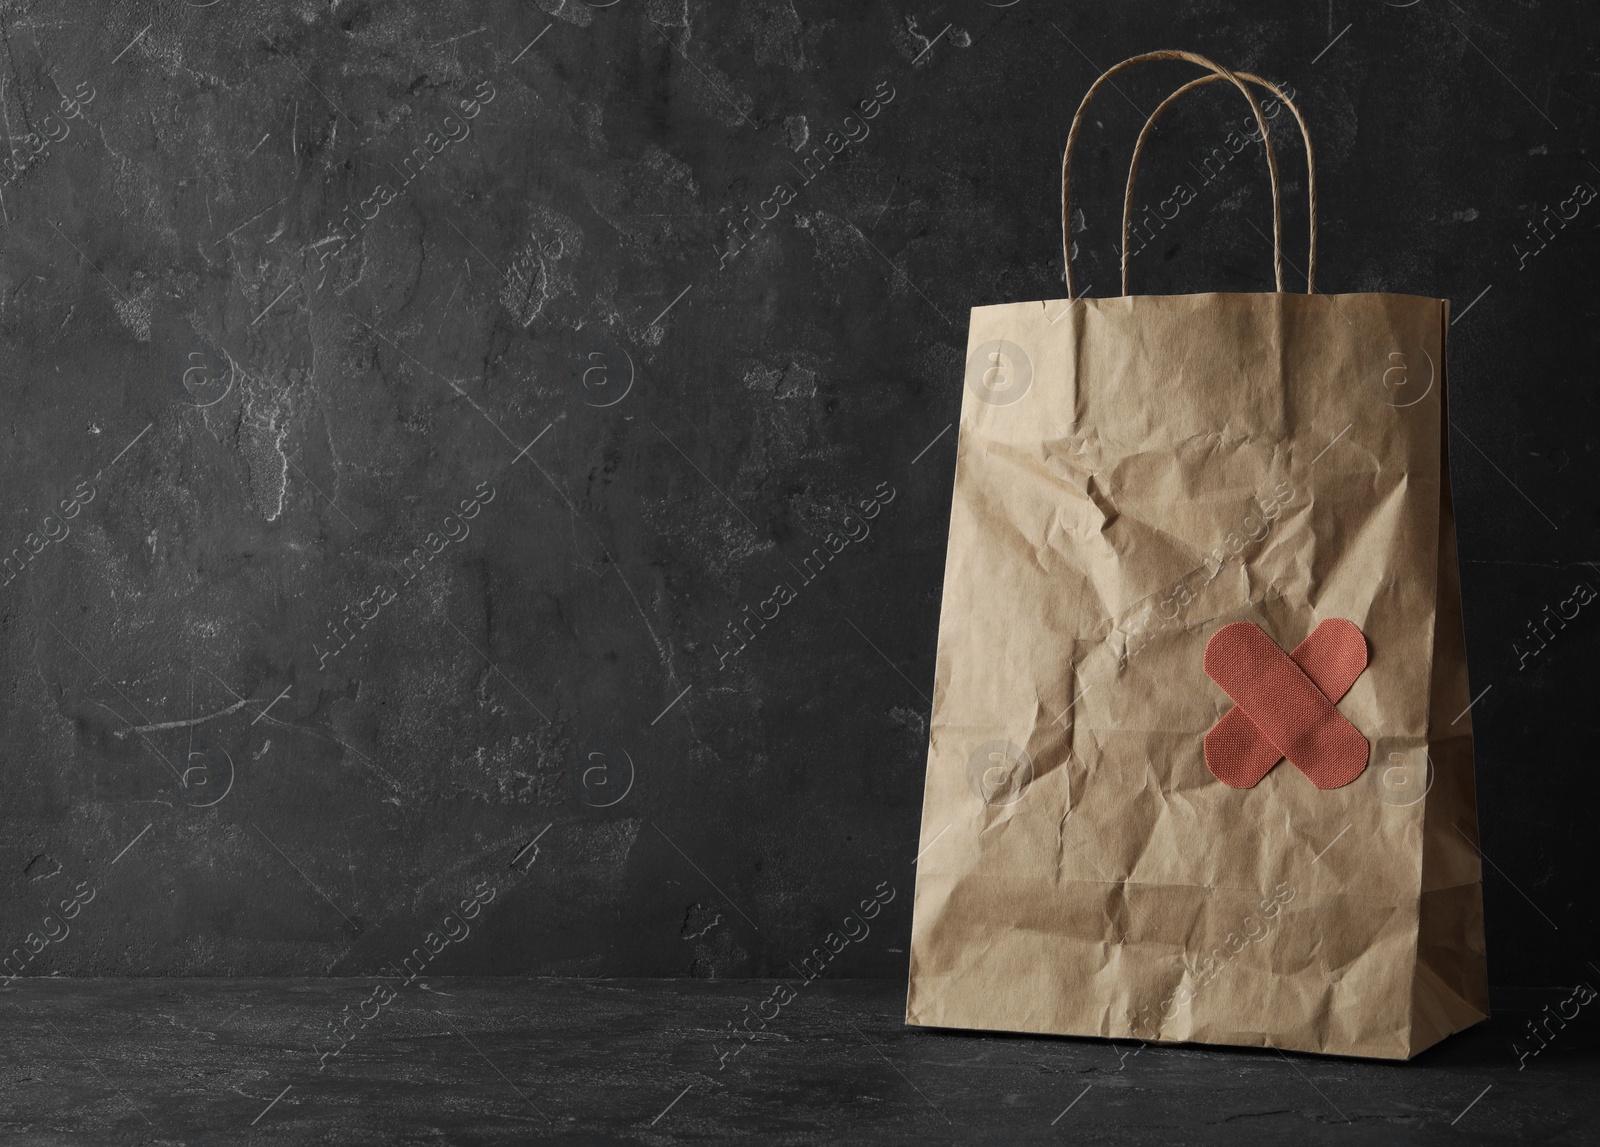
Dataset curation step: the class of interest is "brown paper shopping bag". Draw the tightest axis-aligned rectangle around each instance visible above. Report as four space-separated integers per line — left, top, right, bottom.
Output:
905 51 1488 1060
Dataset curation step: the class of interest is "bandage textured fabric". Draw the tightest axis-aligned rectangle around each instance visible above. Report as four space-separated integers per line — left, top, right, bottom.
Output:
1204 620 1370 789
1205 619 1369 787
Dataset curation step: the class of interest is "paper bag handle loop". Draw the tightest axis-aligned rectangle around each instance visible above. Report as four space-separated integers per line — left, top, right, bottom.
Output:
1121 72 1316 294
1061 50 1282 299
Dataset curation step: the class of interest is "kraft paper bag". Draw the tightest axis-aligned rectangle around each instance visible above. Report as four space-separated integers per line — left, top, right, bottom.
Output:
905 51 1488 1060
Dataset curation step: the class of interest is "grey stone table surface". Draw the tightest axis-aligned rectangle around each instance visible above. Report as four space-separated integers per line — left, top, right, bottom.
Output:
1 977 1594 1145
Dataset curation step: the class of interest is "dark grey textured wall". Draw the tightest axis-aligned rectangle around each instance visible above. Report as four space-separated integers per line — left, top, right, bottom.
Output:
1 0 1593 987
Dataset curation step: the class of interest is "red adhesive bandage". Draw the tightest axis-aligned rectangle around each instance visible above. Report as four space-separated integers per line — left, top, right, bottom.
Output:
1203 620 1370 790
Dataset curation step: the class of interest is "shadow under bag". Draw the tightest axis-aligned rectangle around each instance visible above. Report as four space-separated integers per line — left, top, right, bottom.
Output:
905 50 1488 1059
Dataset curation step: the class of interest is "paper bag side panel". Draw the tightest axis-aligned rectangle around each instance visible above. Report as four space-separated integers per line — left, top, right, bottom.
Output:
1408 316 1491 1056
904 311 985 1024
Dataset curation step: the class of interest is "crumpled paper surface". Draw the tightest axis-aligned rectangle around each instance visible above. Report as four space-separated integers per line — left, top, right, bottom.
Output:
905 291 1487 1060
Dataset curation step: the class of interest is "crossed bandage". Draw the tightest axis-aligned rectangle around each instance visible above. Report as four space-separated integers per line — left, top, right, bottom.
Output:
1203 619 1371 790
